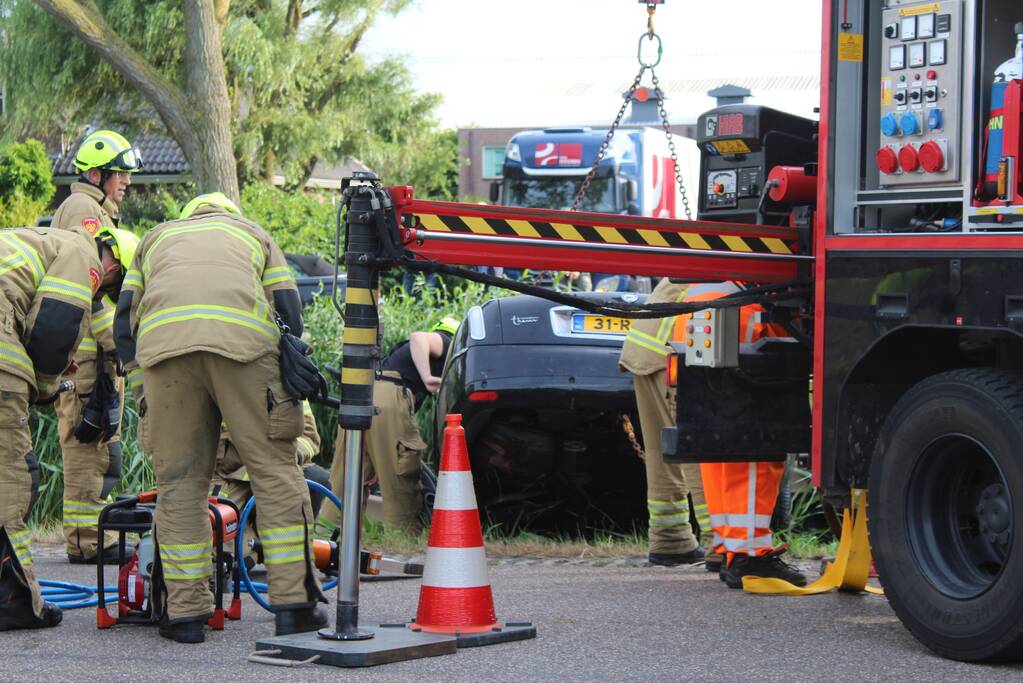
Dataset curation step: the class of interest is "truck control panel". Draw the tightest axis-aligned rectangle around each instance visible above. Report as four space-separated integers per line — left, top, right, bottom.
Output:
696 104 817 225
876 0 962 186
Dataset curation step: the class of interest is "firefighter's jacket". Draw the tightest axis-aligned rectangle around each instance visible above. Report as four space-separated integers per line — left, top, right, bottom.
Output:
51 182 120 379
0 228 100 397
618 278 688 377
114 205 301 375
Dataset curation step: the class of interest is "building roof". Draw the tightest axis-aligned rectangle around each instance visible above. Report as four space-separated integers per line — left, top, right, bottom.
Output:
52 130 189 179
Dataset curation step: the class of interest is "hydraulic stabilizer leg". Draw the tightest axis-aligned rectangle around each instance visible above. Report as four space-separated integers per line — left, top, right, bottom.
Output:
318 173 387 642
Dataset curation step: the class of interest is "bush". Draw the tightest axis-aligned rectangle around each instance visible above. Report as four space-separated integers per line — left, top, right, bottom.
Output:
0 140 55 228
119 183 194 233
241 183 339 257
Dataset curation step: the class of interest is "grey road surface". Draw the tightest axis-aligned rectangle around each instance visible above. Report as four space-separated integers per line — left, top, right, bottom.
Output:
3 548 1022 682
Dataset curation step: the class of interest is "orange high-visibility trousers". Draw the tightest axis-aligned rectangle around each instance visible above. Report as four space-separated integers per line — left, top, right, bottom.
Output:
701 461 784 560
676 283 789 562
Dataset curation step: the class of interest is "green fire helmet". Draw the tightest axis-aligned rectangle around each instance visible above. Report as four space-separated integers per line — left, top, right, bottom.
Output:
432 317 460 336
73 130 144 173
179 192 242 220
96 227 140 270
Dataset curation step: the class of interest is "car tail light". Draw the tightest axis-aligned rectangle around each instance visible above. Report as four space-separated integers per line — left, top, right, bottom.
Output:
469 391 499 402
666 353 679 387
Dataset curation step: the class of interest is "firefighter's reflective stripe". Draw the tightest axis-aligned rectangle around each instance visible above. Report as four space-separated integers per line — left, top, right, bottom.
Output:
77 337 98 354
143 223 264 275
0 233 44 284
8 528 33 566
693 502 712 533
63 500 106 528
623 286 688 357
138 305 278 340
259 525 308 566
0 341 34 374
123 268 144 292
127 367 144 391
627 328 672 356
39 275 92 304
90 306 115 335
0 252 28 278
296 436 316 459
648 497 690 527
160 541 213 579
261 266 294 288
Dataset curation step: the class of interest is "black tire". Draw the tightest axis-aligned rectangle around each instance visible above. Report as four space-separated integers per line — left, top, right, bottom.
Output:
868 369 1023 661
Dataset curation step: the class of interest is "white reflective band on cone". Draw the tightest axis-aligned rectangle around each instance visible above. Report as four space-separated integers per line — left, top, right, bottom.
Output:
433 471 479 511
421 546 490 588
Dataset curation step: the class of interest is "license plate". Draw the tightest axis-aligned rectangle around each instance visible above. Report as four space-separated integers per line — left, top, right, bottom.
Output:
571 314 631 335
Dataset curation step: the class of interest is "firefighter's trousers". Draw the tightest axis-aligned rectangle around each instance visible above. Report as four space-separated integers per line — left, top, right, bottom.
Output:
57 361 125 559
145 351 323 622
327 375 425 535
701 460 784 562
634 370 708 554
0 373 43 618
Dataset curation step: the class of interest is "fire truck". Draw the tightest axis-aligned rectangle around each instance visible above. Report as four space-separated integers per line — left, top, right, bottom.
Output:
335 0 1023 662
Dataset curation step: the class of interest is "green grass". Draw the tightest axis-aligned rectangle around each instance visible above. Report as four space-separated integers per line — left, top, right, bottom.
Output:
29 401 153 527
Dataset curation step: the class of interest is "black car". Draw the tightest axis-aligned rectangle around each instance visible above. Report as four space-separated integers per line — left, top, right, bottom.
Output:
285 253 347 307
433 292 648 533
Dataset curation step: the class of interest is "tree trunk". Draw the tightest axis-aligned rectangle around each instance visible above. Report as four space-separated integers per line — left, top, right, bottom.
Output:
34 0 240 201
182 0 240 201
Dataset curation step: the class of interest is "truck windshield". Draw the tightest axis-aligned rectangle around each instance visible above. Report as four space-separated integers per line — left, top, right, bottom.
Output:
504 176 618 213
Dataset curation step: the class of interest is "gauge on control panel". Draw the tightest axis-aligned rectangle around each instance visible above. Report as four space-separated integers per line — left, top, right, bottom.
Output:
909 42 926 68
928 39 946 65
889 45 906 70
901 15 917 41
706 170 737 209
918 13 935 39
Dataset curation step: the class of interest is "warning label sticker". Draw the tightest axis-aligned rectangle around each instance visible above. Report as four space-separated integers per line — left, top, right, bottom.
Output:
881 78 893 106
838 33 864 63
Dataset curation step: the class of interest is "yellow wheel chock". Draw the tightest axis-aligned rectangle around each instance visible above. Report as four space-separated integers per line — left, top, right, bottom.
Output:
742 489 884 596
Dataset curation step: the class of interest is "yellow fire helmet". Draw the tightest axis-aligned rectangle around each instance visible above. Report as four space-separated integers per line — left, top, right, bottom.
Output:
73 130 144 173
179 192 242 220
96 227 140 270
432 316 460 336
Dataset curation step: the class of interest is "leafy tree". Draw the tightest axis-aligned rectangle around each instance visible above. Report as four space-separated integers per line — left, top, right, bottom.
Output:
1 0 464 194
0 139 55 227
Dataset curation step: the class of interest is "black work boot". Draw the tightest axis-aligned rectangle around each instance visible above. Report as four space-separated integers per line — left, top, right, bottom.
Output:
0 601 63 631
275 605 328 636
704 552 724 575
724 546 807 589
649 546 705 566
68 544 134 566
158 614 206 644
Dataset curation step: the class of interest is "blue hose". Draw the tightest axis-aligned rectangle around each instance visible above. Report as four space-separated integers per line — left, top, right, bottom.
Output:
236 479 341 612
38 579 117 610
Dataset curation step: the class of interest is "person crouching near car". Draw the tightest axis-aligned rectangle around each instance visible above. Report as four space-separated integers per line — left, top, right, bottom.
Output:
326 317 459 535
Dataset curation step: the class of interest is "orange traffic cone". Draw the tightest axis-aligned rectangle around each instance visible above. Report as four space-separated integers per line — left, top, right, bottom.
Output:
409 414 536 648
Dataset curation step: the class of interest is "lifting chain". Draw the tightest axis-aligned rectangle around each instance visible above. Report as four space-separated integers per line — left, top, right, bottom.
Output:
571 4 692 219
620 414 646 461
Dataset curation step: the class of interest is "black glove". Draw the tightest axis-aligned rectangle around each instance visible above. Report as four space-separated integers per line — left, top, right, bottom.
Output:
279 332 328 403
73 381 106 444
98 372 121 440
73 372 120 443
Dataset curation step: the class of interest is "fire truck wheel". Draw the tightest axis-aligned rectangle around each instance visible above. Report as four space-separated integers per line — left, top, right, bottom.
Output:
868 369 1023 662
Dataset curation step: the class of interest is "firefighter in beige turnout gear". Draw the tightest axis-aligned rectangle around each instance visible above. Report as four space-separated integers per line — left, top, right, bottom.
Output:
0 228 123 632
114 193 325 644
618 277 710 566
326 318 457 535
51 129 142 563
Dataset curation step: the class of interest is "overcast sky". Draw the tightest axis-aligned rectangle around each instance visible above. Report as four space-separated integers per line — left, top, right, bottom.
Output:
361 0 824 128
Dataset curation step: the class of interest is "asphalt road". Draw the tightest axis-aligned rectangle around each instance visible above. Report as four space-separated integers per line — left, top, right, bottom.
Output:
4 547 1022 682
